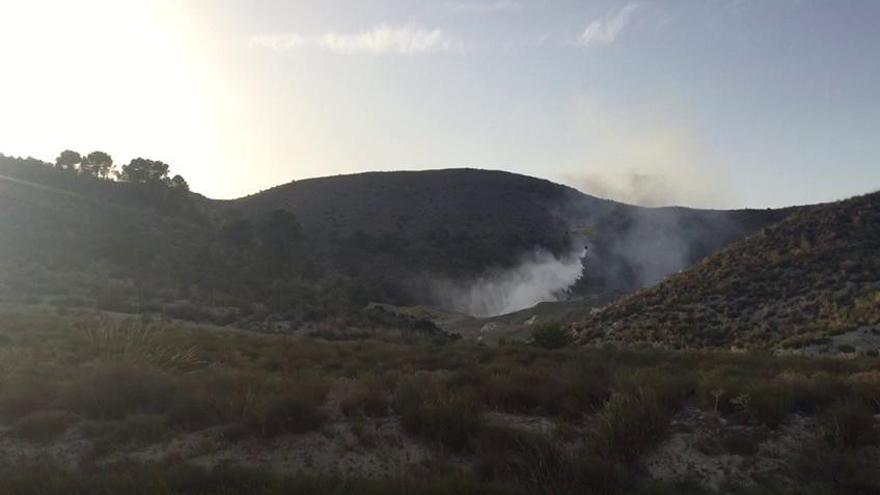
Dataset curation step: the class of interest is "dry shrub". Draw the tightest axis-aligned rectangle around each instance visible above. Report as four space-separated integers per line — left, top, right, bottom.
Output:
0 373 57 421
474 425 603 494
744 382 794 427
776 371 849 414
848 371 880 411
65 362 175 419
481 359 611 420
11 409 79 442
174 370 328 438
339 376 390 418
821 397 876 449
394 373 483 451
590 390 671 463
482 369 544 414
590 369 692 463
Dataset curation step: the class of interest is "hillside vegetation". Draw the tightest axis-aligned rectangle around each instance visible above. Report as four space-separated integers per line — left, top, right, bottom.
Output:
1 152 789 324
577 191 880 350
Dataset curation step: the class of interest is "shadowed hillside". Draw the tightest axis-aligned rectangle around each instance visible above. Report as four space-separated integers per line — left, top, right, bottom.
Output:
2 153 789 323
219 169 791 310
576 191 880 350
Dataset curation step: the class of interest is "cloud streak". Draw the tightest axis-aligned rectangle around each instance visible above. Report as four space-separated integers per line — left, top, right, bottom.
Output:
251 25 458 55
444 0 526 15
580 3 640 47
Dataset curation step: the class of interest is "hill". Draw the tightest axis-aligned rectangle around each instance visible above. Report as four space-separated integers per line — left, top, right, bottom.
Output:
1 153 789 324
217 169 790 311
576 191 880 351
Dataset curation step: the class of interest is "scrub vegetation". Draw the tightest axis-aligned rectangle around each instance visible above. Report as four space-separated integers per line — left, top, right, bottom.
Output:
1 309 879 494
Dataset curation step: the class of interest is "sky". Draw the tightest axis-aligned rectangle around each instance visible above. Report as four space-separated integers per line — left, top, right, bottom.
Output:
0 0 878 209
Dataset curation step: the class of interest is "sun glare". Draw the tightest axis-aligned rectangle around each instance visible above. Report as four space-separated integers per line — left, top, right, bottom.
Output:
0 0 224 190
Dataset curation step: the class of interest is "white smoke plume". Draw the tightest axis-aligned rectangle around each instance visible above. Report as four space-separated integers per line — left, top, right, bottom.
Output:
433 246 586 317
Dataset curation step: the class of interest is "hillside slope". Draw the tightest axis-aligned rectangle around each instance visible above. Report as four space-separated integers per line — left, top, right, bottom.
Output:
218 169 602 281
576 191 880 350
218 169 790 305
1 154 789 322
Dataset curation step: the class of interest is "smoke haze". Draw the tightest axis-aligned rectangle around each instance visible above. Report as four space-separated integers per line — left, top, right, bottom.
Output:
563 95 737 209
433 246 587 317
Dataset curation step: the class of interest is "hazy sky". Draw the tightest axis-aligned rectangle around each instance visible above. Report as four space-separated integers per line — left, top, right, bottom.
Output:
1 0 878 208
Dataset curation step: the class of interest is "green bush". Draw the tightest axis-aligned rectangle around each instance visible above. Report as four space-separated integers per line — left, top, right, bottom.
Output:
530 323 574 350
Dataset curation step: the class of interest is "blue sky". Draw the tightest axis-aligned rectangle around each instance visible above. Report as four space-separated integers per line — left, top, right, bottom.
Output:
1 0 878 208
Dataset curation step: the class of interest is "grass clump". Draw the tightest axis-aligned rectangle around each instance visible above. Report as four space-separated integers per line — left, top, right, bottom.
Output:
76 318 199 370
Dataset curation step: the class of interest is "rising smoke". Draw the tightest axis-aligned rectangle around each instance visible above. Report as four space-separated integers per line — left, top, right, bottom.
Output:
432 245 587 317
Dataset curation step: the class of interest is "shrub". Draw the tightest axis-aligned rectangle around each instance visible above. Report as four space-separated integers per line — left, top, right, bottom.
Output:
795 445 880 493
474 425 601 494
0 374 56 421
394 374 483 451
482 369 544 414
83 414 170 447
339 376 390 418
779 372 849 414
590 389 672 463
848 371 880 412
10 410 79 442
720 431 761 456
175 371 328 438
0 461 504 495
745 383 794 427
65 362 175 419
244 391 327 438
538 359 613 419
617 368 695 411
821 398 876 449
530 323 573 350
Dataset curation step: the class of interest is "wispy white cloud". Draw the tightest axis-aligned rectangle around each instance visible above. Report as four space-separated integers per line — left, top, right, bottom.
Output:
444 0 526 15
250 25 459 55
580 3 640 47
